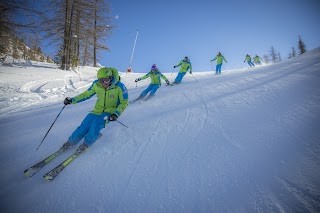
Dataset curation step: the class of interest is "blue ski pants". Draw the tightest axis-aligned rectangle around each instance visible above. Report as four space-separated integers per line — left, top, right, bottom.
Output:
68 112 110 145
174 72 186 83
216 64 222 74
247 61 255 67
140 84 160 97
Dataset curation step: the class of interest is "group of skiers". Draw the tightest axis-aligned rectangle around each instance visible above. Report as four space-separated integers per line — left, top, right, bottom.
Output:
244 54 263 67
62 52 263 152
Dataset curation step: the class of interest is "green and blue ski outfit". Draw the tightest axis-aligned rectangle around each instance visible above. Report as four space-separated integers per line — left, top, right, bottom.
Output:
253 55 262 65
210 52 227 74
66 67 128 146
135 64 169 98
244 54 255 67
173 56 192 83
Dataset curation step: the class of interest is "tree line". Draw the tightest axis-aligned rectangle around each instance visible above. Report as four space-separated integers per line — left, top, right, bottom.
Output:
263 35 307 64
0 0 113 70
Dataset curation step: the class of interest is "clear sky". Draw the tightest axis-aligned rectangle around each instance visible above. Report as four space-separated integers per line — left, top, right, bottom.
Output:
97 0 320 73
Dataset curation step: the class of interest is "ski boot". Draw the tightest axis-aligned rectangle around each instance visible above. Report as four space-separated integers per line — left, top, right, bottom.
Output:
76 143 88 154
62 142 74 150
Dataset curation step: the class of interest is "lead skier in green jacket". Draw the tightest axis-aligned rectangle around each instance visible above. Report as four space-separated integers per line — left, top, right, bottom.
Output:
62 67 129 152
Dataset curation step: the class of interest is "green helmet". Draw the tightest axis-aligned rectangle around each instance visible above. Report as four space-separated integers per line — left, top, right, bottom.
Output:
97 67 113 79
97 67 121 83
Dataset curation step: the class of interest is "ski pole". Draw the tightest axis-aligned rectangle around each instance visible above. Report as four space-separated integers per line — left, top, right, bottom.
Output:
167 82 173 95
191 73 198 82
36 105 66 150
116 120 129 128
171 68 174 76
210 61 214 72
104 115 129 128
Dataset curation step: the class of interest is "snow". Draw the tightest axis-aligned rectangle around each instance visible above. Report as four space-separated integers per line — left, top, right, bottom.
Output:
1 49 320 212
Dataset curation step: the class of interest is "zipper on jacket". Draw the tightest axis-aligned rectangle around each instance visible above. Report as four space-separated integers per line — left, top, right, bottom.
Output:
103 89 107 111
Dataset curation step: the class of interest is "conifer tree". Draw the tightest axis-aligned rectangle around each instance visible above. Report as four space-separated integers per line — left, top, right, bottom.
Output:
298 35 307 55
270 46 278 63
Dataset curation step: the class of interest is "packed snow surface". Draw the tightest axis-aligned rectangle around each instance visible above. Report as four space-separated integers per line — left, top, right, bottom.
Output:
0 49 320 212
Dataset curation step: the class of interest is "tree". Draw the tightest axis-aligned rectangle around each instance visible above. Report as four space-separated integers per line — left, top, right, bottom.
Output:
278 51 282 62
92 0 113 67
262 55 270 64
0 1 43 56
41 0 113 69
298 35 306 55
269 46 278 63
291 46 296 57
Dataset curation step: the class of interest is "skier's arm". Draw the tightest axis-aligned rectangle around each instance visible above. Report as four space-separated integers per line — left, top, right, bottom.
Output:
223 57 227 63
210 56 217 62
72 81 97 103
114 83 129 117
174 61 182 67
160 74 168 82
140 73 150 81
189 62 192 72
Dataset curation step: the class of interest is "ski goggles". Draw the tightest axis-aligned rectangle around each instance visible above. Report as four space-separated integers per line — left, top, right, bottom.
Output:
99 77 112 84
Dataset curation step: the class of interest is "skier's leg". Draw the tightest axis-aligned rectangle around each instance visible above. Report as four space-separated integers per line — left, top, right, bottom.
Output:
84 113 109 146
218 64 222 74
177 72 186 83
174 73 180 83
150 84 160 96
68 113 95 145
140 84 153 98
215 64 219 74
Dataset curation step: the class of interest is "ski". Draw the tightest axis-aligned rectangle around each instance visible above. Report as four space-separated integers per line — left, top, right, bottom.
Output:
24 147 66 177
24 134 102 178
166 83 177 86
143 95 154 101
43 147 85 181
129 98 141 104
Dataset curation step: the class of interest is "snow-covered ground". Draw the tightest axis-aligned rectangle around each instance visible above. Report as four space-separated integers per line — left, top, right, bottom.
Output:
0 49 320 212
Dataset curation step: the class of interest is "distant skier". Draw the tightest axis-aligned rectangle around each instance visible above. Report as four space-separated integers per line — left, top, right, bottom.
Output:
172 56 192 84
133 64 170 101
62 67 128 151
244 54 255 67
210 52 227 75
253 55 263 65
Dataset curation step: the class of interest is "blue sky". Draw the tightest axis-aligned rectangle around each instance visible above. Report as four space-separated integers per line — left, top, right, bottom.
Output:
98 0 320 73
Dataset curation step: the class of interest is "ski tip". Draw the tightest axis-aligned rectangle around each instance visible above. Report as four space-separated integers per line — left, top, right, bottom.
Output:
24 168 37 177
43 175 54 182
24 170 31 177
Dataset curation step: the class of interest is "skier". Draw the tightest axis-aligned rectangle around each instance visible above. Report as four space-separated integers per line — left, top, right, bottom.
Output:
244 54 255 67
133 64 170 101
62 67 129 152
253 54 263 65
210 52 227 75
172 56 192 84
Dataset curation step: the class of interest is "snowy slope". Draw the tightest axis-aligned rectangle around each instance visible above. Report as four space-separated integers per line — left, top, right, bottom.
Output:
0 49 320 212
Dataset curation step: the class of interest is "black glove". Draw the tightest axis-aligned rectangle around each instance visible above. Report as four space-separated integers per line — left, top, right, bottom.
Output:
109 114 118 121
244 61 245 62
174 66 176 68
190 71 192 74
166 80 170 85
64 97 72 105
135 78 140 82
